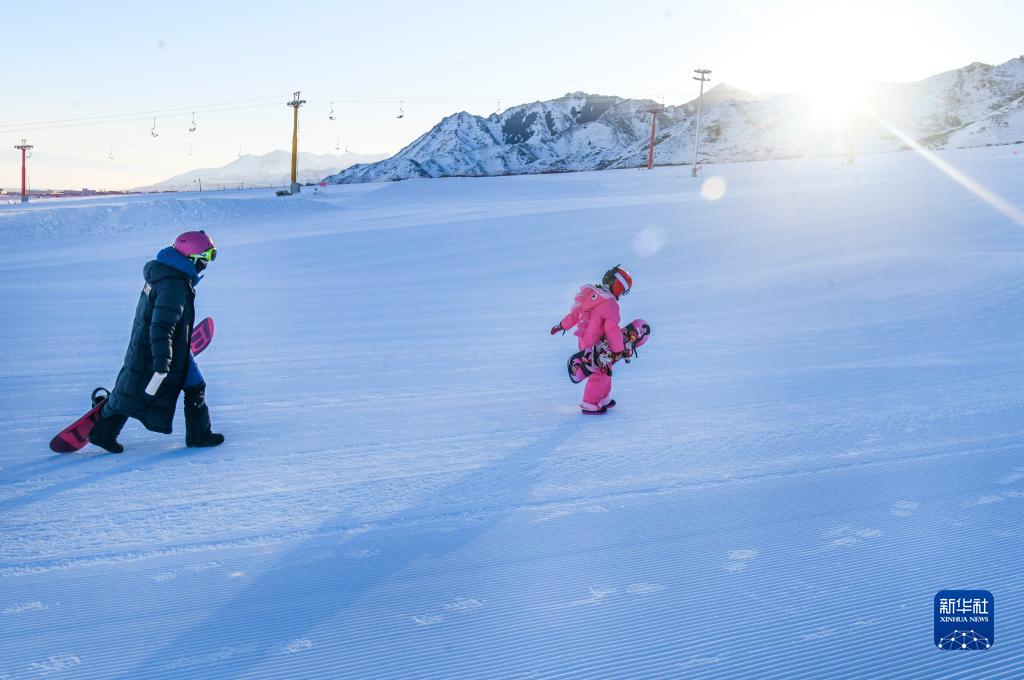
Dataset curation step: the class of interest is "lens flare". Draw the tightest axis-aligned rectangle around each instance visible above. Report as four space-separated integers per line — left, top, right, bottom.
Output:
701 175 727 201
807 81 869 120
866 111 1024 227
633 226 666 257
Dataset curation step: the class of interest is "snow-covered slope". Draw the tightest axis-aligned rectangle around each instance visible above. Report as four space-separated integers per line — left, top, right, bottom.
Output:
146 150 387 191
2 146 1023 677
325 56 1024 183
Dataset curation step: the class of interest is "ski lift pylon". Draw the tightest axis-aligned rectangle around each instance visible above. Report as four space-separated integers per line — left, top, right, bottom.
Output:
335 137 340 152
189 112 197 132
329 102 336 121
397 100 404 119
108 146 114 160
151 117 159 138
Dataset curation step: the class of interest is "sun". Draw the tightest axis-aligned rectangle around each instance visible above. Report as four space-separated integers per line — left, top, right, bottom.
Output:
797 73 871 162
806 79 870 121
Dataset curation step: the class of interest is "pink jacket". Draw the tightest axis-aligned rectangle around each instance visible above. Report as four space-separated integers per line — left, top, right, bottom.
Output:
559 285 625 352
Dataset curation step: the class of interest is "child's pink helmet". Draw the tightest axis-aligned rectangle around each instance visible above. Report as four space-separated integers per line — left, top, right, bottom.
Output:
173 230 217 263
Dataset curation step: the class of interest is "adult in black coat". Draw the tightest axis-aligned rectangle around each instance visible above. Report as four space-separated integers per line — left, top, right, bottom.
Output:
89 232 224 453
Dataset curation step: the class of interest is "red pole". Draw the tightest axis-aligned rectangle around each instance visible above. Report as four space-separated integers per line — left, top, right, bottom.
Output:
21 148 26 199
647 111 657 170
645 106 663 170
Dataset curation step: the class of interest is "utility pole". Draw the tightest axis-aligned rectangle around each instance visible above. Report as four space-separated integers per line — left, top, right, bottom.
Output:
691 68 711 177
646 105 664 170
286 91 306 194
14 139 33 202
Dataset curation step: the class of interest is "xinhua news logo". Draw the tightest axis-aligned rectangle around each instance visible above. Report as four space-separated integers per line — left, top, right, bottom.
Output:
934 590 994 650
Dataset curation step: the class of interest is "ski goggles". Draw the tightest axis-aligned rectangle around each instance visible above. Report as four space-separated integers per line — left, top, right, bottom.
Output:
189 247 217 263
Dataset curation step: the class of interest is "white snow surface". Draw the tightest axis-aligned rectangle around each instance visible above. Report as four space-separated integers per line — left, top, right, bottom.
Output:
2 146 1024 678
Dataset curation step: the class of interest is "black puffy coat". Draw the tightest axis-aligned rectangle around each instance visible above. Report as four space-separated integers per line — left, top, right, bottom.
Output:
106 258 196 433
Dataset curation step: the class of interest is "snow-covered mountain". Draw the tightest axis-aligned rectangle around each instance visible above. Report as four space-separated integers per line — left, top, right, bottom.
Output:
325 56 1024 184
145 150 387 191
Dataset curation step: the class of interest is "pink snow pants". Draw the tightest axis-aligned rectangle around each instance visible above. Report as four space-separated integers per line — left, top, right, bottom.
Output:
582 370 612 408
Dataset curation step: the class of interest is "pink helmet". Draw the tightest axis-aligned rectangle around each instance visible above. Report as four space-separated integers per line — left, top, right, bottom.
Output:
173 230 217 262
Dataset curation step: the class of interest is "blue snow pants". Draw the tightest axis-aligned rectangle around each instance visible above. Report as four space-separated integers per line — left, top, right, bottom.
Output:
184 352 204 389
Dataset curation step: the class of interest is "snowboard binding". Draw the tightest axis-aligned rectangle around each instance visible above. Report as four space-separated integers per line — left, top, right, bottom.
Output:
91 387 110 409
567 319 650 383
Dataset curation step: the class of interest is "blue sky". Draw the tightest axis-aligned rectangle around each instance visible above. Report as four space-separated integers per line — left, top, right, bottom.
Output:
3 0 1022 189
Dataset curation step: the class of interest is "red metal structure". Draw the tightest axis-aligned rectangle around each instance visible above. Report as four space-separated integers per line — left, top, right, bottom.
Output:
646 106 664 170
14 139 33 202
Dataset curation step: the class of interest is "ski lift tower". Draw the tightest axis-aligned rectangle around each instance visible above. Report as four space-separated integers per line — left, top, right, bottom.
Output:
14 139 33 202
691 68 711 177
646 105 664 170
286 91 306 194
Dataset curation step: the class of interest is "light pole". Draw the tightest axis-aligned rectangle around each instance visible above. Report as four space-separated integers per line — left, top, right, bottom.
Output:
14 139 33 202
286 91 306 194
692 68 711 177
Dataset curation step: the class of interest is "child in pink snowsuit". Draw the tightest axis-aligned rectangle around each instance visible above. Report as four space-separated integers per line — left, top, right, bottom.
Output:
552 266 633 414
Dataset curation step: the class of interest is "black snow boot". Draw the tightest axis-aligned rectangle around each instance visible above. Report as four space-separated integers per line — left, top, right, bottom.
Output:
89 411 128 454
184 382 224 448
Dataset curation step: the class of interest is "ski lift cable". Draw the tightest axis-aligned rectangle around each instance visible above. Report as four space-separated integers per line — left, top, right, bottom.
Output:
6 90 694 135
25 131 382 149
24 123 396 148
0 95 284 130
5 90 699 158
305 92 691 104
6 102 283 134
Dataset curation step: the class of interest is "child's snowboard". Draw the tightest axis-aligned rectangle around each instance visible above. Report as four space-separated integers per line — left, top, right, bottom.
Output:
567 318 650 384
48 317 215 453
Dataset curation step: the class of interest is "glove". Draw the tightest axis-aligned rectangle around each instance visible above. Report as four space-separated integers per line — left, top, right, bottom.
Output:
144 372 168 396
550 324 564 335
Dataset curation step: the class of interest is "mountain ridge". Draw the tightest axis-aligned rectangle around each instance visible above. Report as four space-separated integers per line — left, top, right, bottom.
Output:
324 56 1024 184
144 149 388 191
